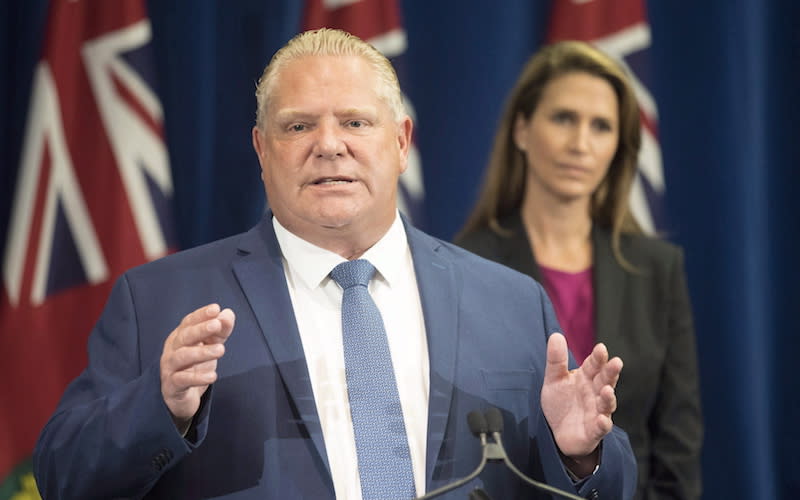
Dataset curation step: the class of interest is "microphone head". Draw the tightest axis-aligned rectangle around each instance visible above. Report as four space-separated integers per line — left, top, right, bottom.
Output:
467 410 488 437
485 407 504 434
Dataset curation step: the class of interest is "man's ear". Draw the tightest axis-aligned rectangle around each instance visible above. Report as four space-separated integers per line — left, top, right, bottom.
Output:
252 126 266 162
397 116 413 174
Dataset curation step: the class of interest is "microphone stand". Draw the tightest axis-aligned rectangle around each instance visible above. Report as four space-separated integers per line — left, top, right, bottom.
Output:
483 407 584 500
467 487 492 500
414 434 491 499
487 430 583 500
415 411 494 499
415 408 586 500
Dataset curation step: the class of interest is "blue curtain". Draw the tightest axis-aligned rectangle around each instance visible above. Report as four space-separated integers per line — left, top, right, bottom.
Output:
648 2 800 497
1 1 797 497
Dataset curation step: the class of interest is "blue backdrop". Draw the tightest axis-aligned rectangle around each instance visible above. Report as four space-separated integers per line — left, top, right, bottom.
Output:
2 1 798 498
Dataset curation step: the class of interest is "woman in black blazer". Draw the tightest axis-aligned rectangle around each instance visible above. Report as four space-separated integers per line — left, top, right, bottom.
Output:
456 41 703 500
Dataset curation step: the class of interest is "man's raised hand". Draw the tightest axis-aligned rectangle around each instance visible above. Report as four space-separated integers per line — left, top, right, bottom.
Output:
541 333 623 461
160 304 235 430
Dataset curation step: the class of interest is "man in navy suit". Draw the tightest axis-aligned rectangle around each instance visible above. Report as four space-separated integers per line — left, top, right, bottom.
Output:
34 28 636 499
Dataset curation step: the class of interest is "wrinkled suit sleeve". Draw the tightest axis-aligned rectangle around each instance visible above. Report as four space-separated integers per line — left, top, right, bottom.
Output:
33 275 212 500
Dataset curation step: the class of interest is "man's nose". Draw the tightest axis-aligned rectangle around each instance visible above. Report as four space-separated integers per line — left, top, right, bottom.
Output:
313 121 347 159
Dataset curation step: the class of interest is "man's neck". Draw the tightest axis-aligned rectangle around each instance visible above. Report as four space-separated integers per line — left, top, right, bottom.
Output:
272 212 398 260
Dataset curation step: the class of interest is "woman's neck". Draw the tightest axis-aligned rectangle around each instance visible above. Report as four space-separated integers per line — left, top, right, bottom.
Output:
521 195 593 272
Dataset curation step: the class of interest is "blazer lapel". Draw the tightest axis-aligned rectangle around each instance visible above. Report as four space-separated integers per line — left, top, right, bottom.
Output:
500 213 543 282
404 221 460 487
504 219 625 348
231 216 332 478
592 227 626 345
230 216 464 490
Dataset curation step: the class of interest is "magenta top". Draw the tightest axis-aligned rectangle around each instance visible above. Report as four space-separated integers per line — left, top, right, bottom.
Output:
538 264 596 364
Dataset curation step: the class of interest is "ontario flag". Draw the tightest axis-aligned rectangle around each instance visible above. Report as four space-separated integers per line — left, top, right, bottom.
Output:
0 1 175 497
303 0 427 228
548 0 665 234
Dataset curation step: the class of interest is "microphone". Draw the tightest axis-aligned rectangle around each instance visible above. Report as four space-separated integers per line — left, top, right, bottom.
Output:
467 410 488 439
414 411 492 499
483 407 584 500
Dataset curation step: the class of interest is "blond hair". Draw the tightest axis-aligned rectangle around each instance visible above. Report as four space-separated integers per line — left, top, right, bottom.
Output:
254 28 404 129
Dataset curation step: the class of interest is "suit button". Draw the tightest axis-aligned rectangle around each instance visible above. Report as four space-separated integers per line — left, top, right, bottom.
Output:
151 449 171 472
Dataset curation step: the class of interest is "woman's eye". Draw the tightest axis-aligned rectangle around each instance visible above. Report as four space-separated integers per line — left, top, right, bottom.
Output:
592 120 613 132
552 112 574 124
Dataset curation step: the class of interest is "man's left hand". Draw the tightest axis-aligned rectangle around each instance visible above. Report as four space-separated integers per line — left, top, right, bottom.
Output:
541 333 623 465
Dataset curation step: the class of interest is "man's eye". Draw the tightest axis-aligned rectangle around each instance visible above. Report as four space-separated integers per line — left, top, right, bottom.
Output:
347 120 364 128
290 124 306 132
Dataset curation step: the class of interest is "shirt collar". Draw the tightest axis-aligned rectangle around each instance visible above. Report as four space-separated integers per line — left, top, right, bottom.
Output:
272 211 409 289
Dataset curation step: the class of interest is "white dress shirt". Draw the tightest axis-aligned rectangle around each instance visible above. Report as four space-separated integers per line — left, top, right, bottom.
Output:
273 213 429 499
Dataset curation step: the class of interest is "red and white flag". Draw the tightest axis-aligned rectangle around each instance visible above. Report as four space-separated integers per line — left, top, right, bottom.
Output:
548 0 665 233
302 0 427 227
0 0 174 495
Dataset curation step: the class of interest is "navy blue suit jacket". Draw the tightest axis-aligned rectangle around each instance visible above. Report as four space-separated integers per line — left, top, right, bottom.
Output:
34 215 636 499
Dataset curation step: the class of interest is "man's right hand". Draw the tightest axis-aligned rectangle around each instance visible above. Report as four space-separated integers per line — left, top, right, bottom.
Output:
160 304 235 430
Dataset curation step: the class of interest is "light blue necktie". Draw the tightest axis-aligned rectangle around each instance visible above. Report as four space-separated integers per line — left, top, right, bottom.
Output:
330 259 416 500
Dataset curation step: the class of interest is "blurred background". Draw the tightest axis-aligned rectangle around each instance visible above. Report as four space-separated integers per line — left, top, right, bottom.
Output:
1 0 798 498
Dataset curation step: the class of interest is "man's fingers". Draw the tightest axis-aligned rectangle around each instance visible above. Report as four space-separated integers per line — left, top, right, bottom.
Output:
165 343 225 374
596 384 617 415
582 342 609 380
162 304 233 381
544 333 569 384
594 414 614 438
180 303 220 329
218 307 235 327
174 305 236 347
594 356 623 391
208 308 236 344
178 317 221 347
606 356 623 383
160 304 233 420
172 304 219 346
170 366 218 389
163 352 220 396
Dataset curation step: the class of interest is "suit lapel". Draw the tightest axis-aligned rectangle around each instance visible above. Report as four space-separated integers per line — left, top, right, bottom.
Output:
230 216 464 489
231 217 331 478
404 221 460 487
592 227 626 345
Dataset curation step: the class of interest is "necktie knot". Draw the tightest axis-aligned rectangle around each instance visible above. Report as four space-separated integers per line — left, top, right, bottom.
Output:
330 259 376 290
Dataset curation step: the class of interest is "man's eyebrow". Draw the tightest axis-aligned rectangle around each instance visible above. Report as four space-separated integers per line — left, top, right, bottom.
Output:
274 110 316 121
335 107 377 116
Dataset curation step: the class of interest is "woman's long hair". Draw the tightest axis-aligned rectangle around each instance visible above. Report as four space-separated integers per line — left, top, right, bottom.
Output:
458 41 644 268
